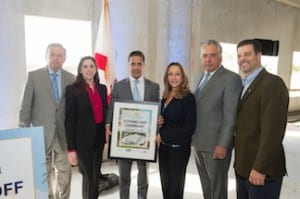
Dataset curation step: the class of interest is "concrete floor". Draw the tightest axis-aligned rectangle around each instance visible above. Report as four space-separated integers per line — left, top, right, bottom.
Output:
69 122 300 199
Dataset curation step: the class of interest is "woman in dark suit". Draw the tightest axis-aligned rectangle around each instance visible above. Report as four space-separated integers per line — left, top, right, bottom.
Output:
157 62 196 199
65 56 108 199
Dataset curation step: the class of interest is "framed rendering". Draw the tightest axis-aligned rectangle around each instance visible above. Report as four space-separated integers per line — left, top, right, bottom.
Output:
109 100 160 162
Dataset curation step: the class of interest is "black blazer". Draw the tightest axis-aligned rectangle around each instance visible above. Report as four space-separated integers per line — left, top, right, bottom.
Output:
65 83 108 151
160 92 196 146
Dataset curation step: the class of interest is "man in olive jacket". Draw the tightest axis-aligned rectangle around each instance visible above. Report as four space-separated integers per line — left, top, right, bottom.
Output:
234 39 289 199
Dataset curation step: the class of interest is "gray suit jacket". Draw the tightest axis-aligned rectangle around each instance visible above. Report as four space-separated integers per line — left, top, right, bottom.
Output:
106 77 160 125
193 66 242 152
19 67 74 151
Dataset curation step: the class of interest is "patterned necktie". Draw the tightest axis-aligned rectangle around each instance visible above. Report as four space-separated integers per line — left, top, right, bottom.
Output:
133 79 141 101
197 72 210 93
51 73 60 103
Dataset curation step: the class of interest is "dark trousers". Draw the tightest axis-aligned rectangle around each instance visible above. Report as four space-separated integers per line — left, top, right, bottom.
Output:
77 124 105 199
159 143 190 199
236 174 283 199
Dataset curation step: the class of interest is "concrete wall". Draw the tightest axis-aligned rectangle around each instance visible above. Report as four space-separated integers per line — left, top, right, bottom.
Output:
191 0 299 85
0 0 299 128
189 0 300 111
0 0 93 128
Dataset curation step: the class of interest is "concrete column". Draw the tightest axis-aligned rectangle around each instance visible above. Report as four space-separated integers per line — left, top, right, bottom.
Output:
0 1 26 128
168 0 193 70
148 0 193 89
109 0 149 80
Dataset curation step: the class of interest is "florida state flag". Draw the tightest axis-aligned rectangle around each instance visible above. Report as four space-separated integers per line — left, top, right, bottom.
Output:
94 0 116 103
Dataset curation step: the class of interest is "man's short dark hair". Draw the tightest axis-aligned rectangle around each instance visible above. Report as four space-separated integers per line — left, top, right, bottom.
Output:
237 39 262 54
128 50 145 62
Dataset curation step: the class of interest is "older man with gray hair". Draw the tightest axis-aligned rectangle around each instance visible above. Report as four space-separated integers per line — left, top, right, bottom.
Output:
193 40 242 199
19 43 74 199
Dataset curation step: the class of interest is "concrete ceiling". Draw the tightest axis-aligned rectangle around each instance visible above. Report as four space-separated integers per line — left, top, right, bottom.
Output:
275 0 300 9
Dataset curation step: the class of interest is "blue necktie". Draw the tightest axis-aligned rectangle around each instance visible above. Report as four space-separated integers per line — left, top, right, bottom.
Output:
133 79 141 101
240 77 247 98
197 72 210 93
51 73 60 103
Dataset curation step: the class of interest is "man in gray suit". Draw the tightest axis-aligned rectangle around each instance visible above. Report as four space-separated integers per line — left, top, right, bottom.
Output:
19 43 74 199
193 40 242 199
105 50 160 199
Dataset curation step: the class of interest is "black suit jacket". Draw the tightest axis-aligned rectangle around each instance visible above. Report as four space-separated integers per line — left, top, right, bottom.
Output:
160 92 196 146
65 83 108 151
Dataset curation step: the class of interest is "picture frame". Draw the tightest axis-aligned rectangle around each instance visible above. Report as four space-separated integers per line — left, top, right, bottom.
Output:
0 127 48 198
109 100 160 162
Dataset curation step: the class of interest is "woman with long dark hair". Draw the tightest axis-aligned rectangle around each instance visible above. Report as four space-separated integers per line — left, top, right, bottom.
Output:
65 56 107 199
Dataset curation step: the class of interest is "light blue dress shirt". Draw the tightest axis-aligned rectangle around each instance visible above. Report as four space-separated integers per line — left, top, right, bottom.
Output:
241 66 264 98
